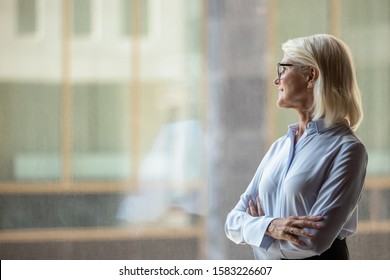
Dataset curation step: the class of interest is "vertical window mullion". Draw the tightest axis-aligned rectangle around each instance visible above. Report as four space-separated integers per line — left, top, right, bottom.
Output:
62 0 73 184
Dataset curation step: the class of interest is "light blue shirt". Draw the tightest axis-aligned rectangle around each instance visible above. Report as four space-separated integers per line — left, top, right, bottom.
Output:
225 119 368 259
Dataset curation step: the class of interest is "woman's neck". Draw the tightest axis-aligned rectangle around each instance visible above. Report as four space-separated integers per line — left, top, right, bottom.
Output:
295 110 312 142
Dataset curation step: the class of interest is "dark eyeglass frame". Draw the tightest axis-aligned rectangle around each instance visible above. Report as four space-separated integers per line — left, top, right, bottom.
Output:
277 63 294 81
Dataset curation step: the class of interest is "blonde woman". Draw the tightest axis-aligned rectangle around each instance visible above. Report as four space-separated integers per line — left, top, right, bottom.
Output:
225 34 368 260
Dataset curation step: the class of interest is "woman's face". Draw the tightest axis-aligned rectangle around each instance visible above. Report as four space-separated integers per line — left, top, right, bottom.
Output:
273 57 313 112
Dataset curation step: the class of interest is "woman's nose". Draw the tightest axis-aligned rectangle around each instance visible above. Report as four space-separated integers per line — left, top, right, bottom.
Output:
273 77 280 85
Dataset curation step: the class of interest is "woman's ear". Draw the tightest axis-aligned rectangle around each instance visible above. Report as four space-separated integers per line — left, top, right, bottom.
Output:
307 67 318 85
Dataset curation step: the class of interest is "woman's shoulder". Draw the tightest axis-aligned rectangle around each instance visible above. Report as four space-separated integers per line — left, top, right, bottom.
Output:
329 125 367 158
338 124 365 146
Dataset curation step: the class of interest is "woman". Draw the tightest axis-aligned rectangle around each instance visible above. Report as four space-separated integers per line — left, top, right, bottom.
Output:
225 34 368 260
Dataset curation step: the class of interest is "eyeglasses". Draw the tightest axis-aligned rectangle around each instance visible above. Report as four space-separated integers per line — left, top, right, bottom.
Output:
277 63 294 81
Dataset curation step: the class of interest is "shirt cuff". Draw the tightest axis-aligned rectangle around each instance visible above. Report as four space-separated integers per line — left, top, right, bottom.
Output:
243 216 275 249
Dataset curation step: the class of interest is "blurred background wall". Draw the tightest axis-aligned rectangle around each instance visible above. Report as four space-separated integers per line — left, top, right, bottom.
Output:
0 0 389 259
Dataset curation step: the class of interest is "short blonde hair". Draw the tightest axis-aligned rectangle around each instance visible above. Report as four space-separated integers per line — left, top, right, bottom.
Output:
282 34 363 131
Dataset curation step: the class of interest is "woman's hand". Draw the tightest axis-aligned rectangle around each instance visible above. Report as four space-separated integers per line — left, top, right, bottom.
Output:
266 216 324 246
246 196 324 246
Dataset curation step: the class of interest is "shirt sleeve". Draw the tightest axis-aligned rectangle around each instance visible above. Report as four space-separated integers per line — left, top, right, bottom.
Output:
279 141 368 259
224 151 276 249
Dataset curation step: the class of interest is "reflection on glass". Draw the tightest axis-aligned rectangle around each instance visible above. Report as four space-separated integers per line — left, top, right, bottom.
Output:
117 119 203 226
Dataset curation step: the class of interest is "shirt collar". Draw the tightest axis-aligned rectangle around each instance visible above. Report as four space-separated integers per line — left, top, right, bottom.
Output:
288 118 347 135
307 119 326 133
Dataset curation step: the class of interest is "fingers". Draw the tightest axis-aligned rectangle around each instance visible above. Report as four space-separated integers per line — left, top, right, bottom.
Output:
247 197 265 217
248 199 257 216
292 218 324 231
286 226 315 239
295 215 324 221
256 196 265 216
280 226 312 247
287 229 307 246
285 216 324 245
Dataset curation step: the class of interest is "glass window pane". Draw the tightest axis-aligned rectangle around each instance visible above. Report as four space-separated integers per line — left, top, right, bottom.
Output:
72 84 131 180
17 0 37 34
0 0 62 183
340 0 390 176
1 0 205 259
0 83 61 181
72 0 92 36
